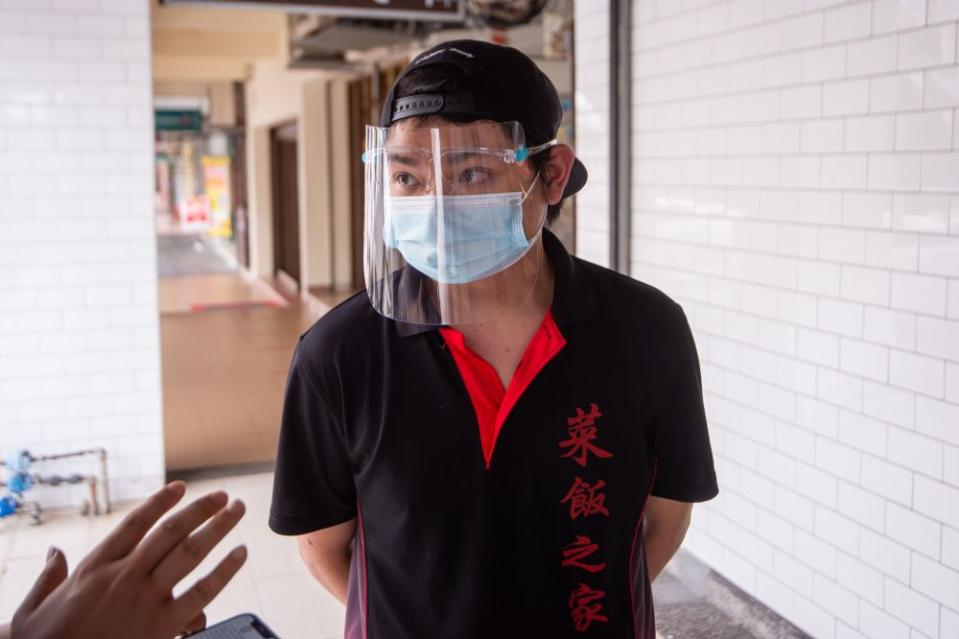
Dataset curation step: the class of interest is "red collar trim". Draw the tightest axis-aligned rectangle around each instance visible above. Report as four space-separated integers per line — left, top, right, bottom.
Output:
439 308 567 469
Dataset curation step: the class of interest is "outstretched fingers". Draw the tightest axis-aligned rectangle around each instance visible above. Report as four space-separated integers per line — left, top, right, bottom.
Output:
131 490 229 574
168 545 248 626
91 482 187 564
150 499 245 591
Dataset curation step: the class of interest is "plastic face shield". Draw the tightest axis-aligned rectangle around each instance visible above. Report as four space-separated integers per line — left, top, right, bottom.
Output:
362 119 555 326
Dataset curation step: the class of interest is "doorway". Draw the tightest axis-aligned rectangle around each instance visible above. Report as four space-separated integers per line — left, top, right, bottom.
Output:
270 121 301 289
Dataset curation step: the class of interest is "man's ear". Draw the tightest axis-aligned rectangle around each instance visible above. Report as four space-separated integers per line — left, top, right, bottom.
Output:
540 144 575 206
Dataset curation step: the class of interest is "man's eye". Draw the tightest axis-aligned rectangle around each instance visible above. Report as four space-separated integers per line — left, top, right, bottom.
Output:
462 168 489 183
393 173 418 187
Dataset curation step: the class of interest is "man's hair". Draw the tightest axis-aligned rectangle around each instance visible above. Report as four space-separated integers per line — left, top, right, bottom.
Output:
391 64 565 225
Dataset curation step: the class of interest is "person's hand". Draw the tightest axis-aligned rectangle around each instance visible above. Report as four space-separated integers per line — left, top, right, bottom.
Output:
10 480 247 639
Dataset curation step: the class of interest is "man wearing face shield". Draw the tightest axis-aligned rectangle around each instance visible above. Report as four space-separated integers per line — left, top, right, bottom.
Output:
269 40 718 638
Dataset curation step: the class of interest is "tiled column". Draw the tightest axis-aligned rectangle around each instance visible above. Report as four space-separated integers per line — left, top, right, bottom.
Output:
0 0 163 504
573 0 611 267
630 1 959 637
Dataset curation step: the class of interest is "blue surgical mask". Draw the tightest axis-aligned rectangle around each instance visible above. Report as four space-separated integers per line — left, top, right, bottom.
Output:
384 178 540 284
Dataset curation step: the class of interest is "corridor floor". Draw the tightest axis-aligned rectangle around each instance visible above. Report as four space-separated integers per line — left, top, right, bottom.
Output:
161 302 319 470
157 231 321 471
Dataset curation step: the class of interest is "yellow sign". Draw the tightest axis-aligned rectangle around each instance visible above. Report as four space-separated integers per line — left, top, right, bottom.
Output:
202 155 232 239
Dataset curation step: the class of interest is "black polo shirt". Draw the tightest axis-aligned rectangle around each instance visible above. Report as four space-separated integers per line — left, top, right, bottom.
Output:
269 229 719 638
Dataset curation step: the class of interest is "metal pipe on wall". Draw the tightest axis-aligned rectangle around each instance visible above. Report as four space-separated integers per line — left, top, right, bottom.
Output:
608 0 632 274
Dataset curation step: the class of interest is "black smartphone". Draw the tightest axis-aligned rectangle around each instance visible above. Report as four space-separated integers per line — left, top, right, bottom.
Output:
186 613 280 638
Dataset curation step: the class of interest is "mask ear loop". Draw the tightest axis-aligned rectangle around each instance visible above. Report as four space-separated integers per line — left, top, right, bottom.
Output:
520 171 541 203
513 136 558 248
518 169 549 252
516 137 558 204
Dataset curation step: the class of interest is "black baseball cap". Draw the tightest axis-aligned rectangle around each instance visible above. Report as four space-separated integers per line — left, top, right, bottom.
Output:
380 39 588 199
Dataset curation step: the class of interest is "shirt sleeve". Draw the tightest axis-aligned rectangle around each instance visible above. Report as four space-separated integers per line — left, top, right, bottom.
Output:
269 337 357 535
649 304 719 503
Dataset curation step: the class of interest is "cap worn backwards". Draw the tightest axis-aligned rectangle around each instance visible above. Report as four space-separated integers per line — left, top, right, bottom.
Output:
381 39 587 199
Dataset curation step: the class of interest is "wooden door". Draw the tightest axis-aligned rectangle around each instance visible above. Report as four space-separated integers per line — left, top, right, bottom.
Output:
270 122 300 288
232 82 251 269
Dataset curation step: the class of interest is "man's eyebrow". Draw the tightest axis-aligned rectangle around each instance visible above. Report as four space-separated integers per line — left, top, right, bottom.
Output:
387 151 426 166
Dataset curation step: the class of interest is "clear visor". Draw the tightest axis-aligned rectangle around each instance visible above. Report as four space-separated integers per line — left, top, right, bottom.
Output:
362 119 555 327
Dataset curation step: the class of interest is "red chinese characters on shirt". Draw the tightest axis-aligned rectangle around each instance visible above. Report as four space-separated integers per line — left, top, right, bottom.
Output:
568 583 609 632
558 403 614 633
559 403 613 467
561 535 607 573
560 476 609 519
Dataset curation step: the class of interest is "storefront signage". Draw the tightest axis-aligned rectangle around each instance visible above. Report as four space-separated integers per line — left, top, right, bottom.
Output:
155 109 203 132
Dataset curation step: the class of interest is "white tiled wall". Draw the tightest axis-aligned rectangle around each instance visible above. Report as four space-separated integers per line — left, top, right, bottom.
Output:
632 0 959 639
630 1 959 637
0 0 163 506
573 0 611 267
